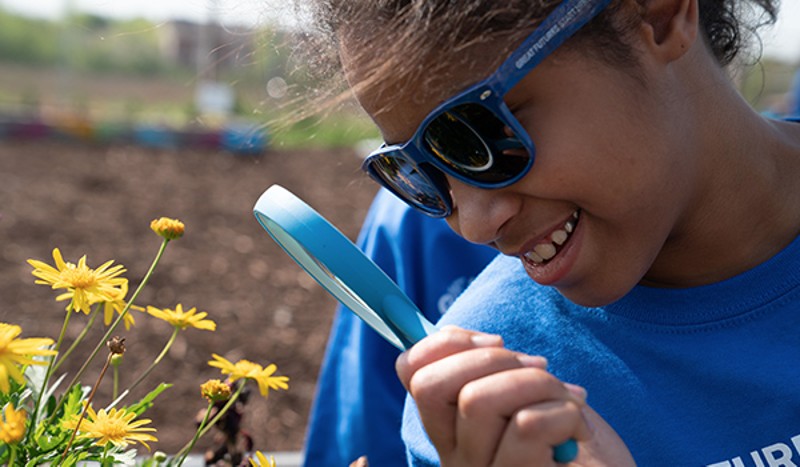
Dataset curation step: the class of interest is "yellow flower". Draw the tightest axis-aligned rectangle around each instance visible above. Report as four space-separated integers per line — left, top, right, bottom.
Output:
101 282 144 330
64 405 157 450
208 354 289 397
146 304 216 331
27 248 127 314
249 451 277 467
0 323 57 393
200 379 232 403
0 403 27 444
150 217 185 241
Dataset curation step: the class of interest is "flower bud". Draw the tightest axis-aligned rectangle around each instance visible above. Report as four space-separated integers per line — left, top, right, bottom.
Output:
110 353 124 367
200 379 232 403
150 217 185 241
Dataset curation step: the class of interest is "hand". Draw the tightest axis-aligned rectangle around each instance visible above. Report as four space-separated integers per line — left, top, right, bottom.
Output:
396 326 636 466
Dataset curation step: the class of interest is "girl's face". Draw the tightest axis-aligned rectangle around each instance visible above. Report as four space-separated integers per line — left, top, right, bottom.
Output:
351 45 703 307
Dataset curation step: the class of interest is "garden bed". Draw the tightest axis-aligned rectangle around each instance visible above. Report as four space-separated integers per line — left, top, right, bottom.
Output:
0 139 377 457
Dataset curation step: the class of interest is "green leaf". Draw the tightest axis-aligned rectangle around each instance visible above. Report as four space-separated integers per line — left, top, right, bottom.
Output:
56 383 89 424
25 449 61 467
125 383 172 416
35 429 70 451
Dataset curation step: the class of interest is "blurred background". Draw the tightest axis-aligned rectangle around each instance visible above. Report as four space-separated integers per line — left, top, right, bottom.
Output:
0 0 798 463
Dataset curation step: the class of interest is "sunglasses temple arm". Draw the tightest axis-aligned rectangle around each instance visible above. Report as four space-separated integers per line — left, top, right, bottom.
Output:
492 0 613 95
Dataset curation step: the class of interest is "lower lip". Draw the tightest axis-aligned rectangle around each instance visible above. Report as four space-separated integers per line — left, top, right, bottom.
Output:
520 218 583 286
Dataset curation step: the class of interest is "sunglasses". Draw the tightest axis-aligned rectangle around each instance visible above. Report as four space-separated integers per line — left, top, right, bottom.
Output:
362 0 612 217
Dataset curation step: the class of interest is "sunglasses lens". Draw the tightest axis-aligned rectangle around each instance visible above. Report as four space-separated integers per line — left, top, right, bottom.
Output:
424 103 530 183
369 155 450 216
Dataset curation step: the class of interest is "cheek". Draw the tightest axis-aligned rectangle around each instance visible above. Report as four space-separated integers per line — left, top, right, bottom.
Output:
554 198 674 307
520 102 686 215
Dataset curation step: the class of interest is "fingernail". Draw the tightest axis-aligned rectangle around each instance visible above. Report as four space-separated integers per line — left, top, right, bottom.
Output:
470 333 503 347
565 383 588 403
517 354 548 369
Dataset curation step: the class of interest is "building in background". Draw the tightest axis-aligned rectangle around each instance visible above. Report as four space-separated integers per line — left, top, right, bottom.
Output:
157 19 256 77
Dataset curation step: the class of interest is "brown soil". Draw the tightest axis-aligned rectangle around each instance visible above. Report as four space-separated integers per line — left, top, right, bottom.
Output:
0 139 377 457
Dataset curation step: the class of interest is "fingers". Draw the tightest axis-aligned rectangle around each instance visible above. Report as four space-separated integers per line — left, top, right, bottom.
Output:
396 327 591 465
456 368 589 466
491 401 591 467
396 325 506 390
398 328 546 451
397 326 547 387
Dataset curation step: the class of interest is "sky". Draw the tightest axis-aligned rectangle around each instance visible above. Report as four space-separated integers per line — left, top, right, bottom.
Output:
2 0 800 62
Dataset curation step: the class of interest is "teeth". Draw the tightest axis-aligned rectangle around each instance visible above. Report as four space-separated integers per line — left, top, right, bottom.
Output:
533 243 557 260
551 230 568 245
524 251 544 263
522 210 580 265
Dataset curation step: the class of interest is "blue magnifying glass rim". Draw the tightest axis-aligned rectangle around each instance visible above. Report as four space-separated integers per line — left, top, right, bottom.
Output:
253 184 438 350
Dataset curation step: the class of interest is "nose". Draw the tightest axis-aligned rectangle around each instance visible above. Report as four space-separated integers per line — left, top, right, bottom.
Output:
446 176 519 245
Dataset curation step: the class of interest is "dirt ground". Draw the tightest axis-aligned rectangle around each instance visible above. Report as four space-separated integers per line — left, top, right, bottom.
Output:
0 139 378 457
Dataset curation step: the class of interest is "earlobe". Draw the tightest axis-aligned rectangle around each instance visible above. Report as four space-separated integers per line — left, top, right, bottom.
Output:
639 0 698 62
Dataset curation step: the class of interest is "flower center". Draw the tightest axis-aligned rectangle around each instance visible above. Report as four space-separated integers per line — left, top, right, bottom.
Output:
101 419 130 440
61 265 97 289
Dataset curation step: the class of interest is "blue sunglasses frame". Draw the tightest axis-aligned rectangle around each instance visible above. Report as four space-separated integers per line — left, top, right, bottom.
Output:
362 0 613 217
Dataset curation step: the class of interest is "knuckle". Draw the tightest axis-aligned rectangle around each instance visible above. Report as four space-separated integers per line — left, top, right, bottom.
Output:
512 408 549 436
457 381 490 418
408 366 442 402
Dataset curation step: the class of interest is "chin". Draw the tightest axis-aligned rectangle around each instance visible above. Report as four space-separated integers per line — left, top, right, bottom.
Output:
556 283 632 308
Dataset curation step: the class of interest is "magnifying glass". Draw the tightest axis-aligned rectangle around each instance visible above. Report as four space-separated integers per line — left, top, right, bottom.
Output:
253 184 437 350
252 184 578 462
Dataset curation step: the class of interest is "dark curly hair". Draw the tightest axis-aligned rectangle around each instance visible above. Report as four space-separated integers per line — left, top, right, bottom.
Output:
698 0 778 65
289 0 779 114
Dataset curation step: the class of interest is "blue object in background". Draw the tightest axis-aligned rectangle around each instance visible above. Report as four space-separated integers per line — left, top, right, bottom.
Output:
221 122 268 154
133 124 178 149
787 69 800 117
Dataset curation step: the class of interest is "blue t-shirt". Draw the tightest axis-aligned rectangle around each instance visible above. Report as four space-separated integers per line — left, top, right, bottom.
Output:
403 237 800 466
303 189 497 467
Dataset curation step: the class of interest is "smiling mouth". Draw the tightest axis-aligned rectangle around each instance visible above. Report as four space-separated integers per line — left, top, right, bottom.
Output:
522 210 580 265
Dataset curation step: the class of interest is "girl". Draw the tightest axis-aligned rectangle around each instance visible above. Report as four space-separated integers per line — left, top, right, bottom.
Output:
296 0 799 465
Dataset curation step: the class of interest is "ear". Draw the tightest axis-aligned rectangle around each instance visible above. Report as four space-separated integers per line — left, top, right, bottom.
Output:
638 0 698 63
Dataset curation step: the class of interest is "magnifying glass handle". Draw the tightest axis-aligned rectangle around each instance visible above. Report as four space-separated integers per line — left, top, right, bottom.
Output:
554 439 578 463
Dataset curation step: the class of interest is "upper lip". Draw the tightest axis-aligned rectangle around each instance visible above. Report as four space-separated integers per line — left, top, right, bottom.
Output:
497 211 577 257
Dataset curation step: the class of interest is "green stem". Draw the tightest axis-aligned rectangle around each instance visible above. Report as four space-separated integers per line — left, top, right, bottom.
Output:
127 327 179 394
45 239 170 429
26 308 72 446
113 362 119 400
60 353 113 466
54 307 73 352
101 442 111 465
7 444 17 466
52 305 99 374
173 381 245 462
175 402 213 467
